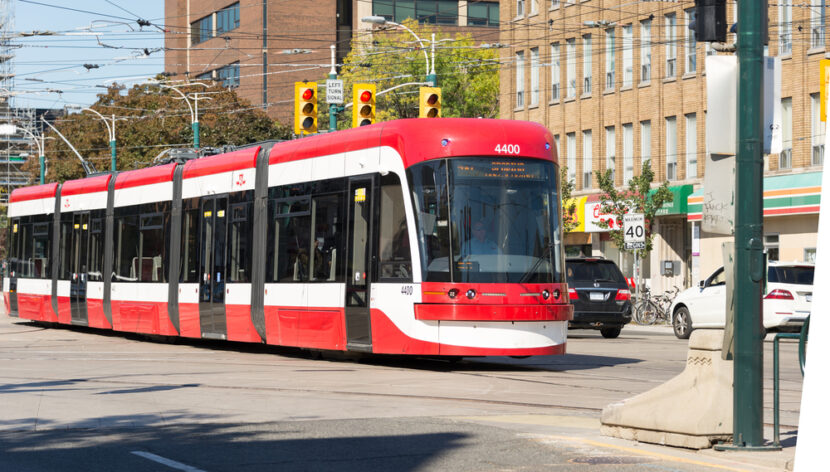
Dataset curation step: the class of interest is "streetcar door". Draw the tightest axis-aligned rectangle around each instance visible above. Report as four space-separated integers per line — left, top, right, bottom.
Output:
345 178 374 349
199 196 228 338
70 212 89 324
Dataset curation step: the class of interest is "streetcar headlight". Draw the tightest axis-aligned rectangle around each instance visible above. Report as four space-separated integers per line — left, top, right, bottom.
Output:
466 289 476 300
542 289 550 300
448 288 459 299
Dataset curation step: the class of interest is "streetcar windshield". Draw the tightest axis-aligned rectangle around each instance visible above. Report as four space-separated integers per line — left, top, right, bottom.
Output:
408 158 564 283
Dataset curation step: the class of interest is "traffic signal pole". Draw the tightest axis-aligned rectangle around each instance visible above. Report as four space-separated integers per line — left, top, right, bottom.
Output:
714 0 769 451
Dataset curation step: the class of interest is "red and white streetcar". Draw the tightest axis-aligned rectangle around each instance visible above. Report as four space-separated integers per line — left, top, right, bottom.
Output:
3 118 572 357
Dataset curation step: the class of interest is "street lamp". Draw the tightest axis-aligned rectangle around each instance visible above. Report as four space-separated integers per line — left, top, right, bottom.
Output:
0 124 49 184
70 106 119 172
154 82 210 148
361 16 436 85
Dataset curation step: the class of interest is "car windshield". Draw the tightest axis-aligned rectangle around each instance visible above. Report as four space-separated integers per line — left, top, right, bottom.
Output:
408 158 564 283
566 260 626 284
768 265 814 285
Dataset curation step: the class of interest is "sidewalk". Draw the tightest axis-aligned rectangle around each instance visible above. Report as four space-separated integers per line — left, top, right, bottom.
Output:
458 412 796 471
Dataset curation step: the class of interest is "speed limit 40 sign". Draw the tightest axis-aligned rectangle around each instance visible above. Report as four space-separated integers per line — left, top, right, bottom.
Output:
623 213 646 250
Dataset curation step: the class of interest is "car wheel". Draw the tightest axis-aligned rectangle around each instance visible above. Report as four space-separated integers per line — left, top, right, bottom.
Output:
673 307 692 339
600 327 622 339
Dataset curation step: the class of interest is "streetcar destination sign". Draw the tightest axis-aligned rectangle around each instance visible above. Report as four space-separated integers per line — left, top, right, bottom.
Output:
623 213 646 250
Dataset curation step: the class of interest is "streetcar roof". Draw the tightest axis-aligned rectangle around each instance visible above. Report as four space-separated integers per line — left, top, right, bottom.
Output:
268 118 557 168
182 146 260 179
61 173 112 196
114 163 177 190
9 182 58 203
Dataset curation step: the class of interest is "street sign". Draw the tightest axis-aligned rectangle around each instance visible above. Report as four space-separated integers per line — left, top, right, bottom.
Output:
623 213 646 250
326 79 344 104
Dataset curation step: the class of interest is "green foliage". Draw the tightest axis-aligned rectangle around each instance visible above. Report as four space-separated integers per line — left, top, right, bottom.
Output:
560 166 578 233
27 79 289 182
594 160 674 257
325 19 499 128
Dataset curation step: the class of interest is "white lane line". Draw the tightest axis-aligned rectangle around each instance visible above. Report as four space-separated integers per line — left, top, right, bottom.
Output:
131 451 207 472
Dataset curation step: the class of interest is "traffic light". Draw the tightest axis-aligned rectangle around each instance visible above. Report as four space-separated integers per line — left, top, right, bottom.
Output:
693 0 727 43
419 87 441 118
352 83 376 127
294 82 318 134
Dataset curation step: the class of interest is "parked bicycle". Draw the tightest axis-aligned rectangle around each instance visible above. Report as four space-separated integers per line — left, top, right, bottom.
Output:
633 286 681 325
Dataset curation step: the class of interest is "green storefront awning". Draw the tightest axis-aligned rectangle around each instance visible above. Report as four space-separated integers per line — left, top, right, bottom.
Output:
651 184 694 216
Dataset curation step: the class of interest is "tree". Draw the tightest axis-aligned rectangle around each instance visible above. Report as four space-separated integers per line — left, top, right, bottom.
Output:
326 19 499 128
560 166 579 233
25 79 290 182
594 160 674 258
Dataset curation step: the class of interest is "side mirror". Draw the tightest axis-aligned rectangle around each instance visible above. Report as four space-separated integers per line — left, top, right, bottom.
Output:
699 280 705 289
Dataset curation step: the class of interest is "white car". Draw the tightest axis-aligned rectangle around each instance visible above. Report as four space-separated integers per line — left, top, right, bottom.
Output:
670 262 813 339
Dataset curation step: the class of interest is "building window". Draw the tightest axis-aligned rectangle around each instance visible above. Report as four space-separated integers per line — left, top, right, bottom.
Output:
216 3 240 35
666 116 677 180
582 130 593 189
811 93 825 165
515 51 525 108
217 62 240 88
530 47 540 106
665 13 676 79
811 0 825 48
605 126 616 183
805 247 817 263
641 19 651 83
685 113 697 178
530 0 538 15
780 97 792 169
468 1 499 26
582 35 592 95
517 0 525 17
191 15 212 45
551 42 560 100
554 134 561 163
779 2 792 54
374 0 459 25
764 234 780 262
605 29 615 90
622 25 633 88
566 38 576 98
641 120 651 167
551 0 560 8
623 123 633 183
567 132 576 181
685 9 696 74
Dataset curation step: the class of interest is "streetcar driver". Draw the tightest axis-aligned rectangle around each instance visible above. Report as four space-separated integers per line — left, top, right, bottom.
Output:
467 220 501 255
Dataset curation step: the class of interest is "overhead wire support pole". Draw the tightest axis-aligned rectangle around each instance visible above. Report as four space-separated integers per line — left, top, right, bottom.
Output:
714 0 774 452
79 107 117 172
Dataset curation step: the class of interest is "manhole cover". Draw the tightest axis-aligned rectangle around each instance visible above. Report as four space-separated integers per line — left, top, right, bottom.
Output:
569 456 653 465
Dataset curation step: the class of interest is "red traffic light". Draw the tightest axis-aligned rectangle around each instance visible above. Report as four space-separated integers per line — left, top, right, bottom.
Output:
426 94 438 106
359 90 372 103
302 88 314 100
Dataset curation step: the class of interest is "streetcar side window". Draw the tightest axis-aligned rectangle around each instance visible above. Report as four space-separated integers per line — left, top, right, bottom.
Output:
139 213 166 282
88 213 104 281
181 206 199 283
58 213 72 280
310 194 344 282
7 217 18 277
32 218 51 279
115 214 139 281
378 173 412 281
228 202 251 283
408 160 451 282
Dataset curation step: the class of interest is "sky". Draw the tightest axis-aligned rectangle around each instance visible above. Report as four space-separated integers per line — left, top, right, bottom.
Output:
11 0 165 110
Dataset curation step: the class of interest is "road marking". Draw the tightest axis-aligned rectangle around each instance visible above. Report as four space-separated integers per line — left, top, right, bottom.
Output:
131 451 207 472
544 435 754 472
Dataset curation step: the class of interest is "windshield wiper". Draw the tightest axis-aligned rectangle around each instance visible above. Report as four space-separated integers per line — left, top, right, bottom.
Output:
519 242 554 284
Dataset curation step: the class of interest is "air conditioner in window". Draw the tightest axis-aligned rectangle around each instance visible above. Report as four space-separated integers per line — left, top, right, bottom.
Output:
583 76 591 94
666 58 676 78
641 63 651 81
606 71 614 89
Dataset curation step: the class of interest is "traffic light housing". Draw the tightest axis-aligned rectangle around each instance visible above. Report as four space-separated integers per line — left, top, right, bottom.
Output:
419 87 441 118
693 0 727 43
294 82 318 134
352 84 376 127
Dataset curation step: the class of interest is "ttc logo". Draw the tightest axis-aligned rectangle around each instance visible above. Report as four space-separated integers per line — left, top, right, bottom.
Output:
235 173 246 187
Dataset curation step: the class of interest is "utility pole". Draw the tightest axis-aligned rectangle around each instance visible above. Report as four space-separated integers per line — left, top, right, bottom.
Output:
716 0 768 450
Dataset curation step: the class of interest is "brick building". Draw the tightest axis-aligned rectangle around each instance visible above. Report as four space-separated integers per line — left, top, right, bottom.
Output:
164 1 501 127
500 0 826 294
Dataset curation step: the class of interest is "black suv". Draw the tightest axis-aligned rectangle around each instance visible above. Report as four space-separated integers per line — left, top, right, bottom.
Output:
566 257 632 338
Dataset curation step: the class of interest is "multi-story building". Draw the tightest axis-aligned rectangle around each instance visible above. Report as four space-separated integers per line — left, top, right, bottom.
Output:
501 0 826 293
164 1 501 127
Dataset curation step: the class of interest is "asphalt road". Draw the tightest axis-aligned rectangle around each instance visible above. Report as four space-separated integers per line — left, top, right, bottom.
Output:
0 317 802 471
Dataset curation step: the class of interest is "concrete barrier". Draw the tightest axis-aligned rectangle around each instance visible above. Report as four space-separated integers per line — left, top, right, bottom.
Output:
600 329 733 449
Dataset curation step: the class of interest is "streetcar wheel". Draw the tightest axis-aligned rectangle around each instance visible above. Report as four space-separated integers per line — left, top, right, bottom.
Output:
600 327 622 339
673 307 692 339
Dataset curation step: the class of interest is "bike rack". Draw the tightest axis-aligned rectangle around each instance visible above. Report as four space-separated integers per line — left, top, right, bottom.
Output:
772 315 809 448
